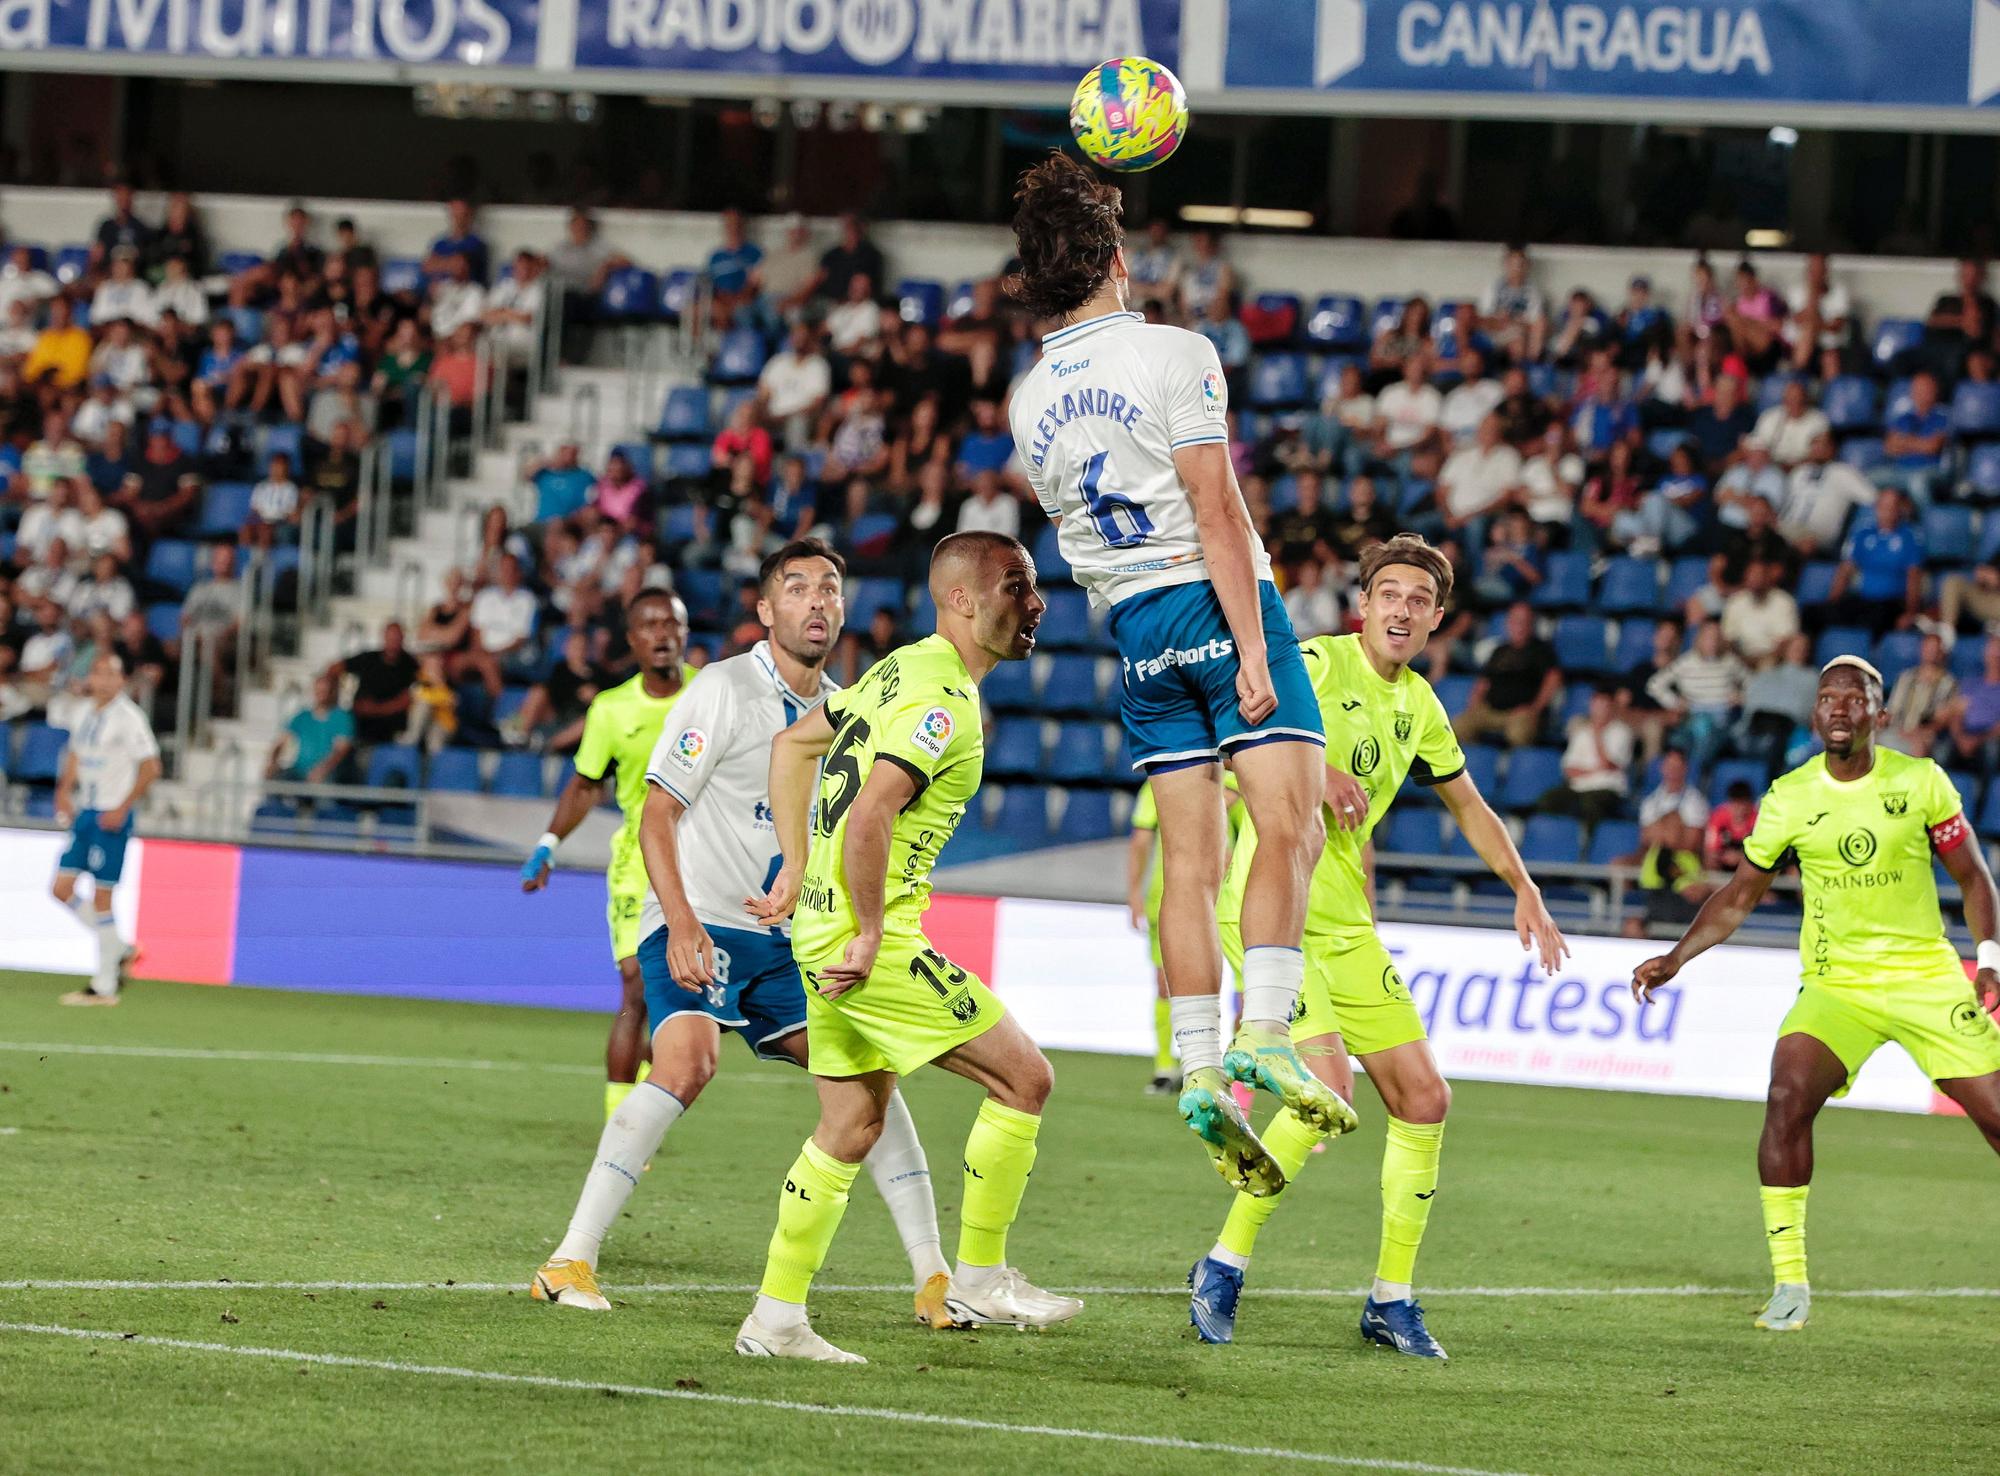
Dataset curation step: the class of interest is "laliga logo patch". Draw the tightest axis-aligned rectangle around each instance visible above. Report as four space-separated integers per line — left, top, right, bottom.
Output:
912 706 954 759
1201 367 1224 416
670 728 706 771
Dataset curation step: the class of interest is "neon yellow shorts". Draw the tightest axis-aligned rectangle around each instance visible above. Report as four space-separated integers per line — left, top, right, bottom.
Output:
797 931 1005 1078
1218 918 1244 980
606 843 649 963
1292 930 1428 1058
1781 976 2000 1096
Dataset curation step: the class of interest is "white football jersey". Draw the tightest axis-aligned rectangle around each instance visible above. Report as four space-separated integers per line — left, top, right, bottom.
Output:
1009 310 1267 608
69 694 159 811
639 641 836 939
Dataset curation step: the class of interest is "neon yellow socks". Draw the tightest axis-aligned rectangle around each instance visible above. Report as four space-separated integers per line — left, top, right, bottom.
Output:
958 1099 1042 1267
1153 998 1176 1073
603 1060 651 1120
1215 1110 1324 1261
1760 1184 1809 1285
1377 1116 1445 1286
759 1139 862 1303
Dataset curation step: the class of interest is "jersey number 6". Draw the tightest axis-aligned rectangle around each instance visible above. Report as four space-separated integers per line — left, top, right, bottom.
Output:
1078 450 1155 550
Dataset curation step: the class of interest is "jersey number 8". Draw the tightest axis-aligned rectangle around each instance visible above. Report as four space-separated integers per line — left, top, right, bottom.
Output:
1078 450 1154 549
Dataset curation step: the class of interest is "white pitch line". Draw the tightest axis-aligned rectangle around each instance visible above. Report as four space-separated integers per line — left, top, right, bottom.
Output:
0 1040 804 1084
0 1320 1539 1476
3 1279 1997 1300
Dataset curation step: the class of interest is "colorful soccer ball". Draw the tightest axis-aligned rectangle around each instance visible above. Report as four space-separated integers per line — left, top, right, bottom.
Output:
1070 57 1189 174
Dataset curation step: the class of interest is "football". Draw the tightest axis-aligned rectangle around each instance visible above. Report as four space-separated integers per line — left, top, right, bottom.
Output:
1069 56 1189 173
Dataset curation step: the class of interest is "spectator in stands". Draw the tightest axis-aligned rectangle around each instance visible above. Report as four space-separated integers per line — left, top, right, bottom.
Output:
1612 440 1706 556
1778 429 1874 556
1126 219 1181 316
267 202 323 287
1939 536 2000 632
1722 259 1785 370
1877 369 1951 508
18 537 78 608
22 298 90 397
483 250 546 357
115 609 168 718
1194 290 1251 395
371 317 432 430
1299 361 1374 476
1438 346 1502 451
1925 256 1996 370
757 319 830 451
194 317 248 411
180 542 241 650
1327 475 1395 562
244 451 302 550
1540 685 1634 829
91 247 150 326
1492 363 1551 446
1613 276 1667 369
825 271 881 357
1883 632 1957 755
239 314 308 421
1686 372 1755 476
1829 488 1924 634
1369 297 1433 381
1268 470 1335 569
1179 230 1235 325
1751 378 1829 471
417 567 473 659
267 672 354 785
428 196 489 283
1703 780 1760 872
813 213 885 306
1736 631 1816 770
754 214 820 331
330 620 417 748
1472 509 1544 607
1369 351 1445 485
1576 437 1642 548
1454 601 1558 746
1477 244 1546 364
18 409 86 501
0 245 57 319
505 627 600 752
1947 635 2000 765
1783 252 1850 373
705 207 763 330
591 450 649 533
525 441 594 525
1281 554 1341 638
956 469 1021 540
91 181 151 271
0 298 36 367
1548 288 1607 368
428 251 486 340
462 552 535 699
85 420 133 496
69 481 129 565
1721 557 1800 667
90 319 151 403
407 651 460 752
1648 616 1747 774
151 191 206 277
73 376 134 450
1638 746 1711 840
12 597 72 712
711 399 773 488
1713 436 1786 534
116 424 199 540
1517 421 1583 538
428 325 485 427
1429 412 1519 544
468 504 532 588
307 360 377 443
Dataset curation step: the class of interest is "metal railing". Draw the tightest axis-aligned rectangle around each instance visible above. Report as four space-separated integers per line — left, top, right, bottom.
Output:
172 625 224 762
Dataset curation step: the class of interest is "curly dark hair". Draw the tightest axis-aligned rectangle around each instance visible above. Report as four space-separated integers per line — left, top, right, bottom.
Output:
1005 151 1125 322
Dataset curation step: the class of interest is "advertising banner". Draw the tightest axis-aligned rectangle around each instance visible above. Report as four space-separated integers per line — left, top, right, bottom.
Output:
1227 0 2000 111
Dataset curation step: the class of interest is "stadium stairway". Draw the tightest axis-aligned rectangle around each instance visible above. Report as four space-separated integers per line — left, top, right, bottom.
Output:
169 352 683 832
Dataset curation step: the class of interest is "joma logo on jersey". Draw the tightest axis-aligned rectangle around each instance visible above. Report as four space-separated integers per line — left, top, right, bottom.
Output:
1130 637 1233 682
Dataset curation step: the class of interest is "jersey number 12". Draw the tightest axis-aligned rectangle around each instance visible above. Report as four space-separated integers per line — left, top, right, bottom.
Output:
1078 450 1154 549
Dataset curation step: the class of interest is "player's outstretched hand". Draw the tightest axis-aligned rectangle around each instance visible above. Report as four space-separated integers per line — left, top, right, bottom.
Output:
818 932 881 999
747 863 802 927
1324 766 1370 832
1516 889 1569 975
1977 966 2000 1015
1236 655 1277 726
667 921 717 992
1631 954 1679 1004
520 844 553 892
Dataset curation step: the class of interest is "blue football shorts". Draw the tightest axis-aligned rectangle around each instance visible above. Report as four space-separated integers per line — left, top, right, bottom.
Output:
637 920 807 1061
57 809 134 885
1108 578 1325 772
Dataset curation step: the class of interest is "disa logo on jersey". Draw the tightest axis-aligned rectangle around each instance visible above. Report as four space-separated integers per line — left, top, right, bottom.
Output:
912 707 954 759
670 728 707 771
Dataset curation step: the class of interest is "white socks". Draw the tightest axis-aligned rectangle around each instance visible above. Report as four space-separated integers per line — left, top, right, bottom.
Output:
1169 995 1224 1074
71 896 121 996
954 1259 1003 1288
866 1089 950 1287
552 1081 685 1265
1373 1277 1413 1304
1241 946 1304 1033
1208 1242 1250 1271
753 1292 805 1328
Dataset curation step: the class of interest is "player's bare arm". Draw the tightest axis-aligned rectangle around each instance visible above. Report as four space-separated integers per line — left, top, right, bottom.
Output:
54 749 77 825
521 769 604 892
100 754 161 833
1632 859 1780 1002
1174 440 1274 724
1323 762 1370 833
821 761 920 996
1938 830 2000 1012
752 702 837 922
1436 771 1569 973
637 784 708 992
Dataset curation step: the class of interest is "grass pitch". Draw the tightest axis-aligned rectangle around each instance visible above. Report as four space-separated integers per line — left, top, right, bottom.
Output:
2 970 1998 1475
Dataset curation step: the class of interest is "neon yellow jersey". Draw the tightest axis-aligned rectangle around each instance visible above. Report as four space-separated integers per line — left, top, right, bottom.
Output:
1219 633 1465 943
795 636 987 953
1742 748 1968 988
572 669 698 850
1133 772 1244 927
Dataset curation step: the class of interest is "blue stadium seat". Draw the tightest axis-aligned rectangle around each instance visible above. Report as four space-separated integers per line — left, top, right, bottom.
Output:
1646 428 1691 463
1558 684 1594 728
1883 377 1916 422
425 749 483 794
613 440 654 482
1249 353 1310 409
987 719 1044 778
1823 375 1881 432
1924 505 1977 564
982 659 1037 710
1968 442 2000 500
144 540 200 596
1498 747 1564 811
1610 619 1656 673
1046 722 1113 782
599 267 660 321
1304 294 1367 351
1952 381 2000 438
848 512 898 559
946 279 977 320
1525 363 1563 401
1552 615 1608 672
658 268 700 323
16 723 66 782
1433 673 1475 716
195 482 255 538
491 752 546 798
226 306 264 346
896 279 945 327
1460 744 1503 795
1521 815 1585 865
994 786 1053 843
1839 437 1886 473
1756 375 1801 413
1814 625 1874 666
1871 317 1926 372
844 577 905 630
145 602 182 643
1041 655 1105 714
1663 556 1710 610
1707 758 1769 802
1978 785 2000 840
257 422 305 467
365 744 421 790
708 328 768 384
1317 355 1364 403
1953 635 1991 682
1532 551 1592 610
1943 768 1981 814
385 428 421 482
1055 789 1116 844
379 258 426 296
660 504 700 544
1874 628 1924 686
1599 557 1661 615
493 687 529 724
219 250 264 277
1036 588 1092 649
1033 523 1071 580
662 442 711 483
1381 809 1440 855
1587 818 1642 866
52 244 90 284
676 568 725 627
1370 297 1406 340
1795 560 1839 608
170 419 203 457
657 386 710 440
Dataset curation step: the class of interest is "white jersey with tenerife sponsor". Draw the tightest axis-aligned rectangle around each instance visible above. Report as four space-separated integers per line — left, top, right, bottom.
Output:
639 641 836 939
69 694 159 811
1009 310 1270 609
